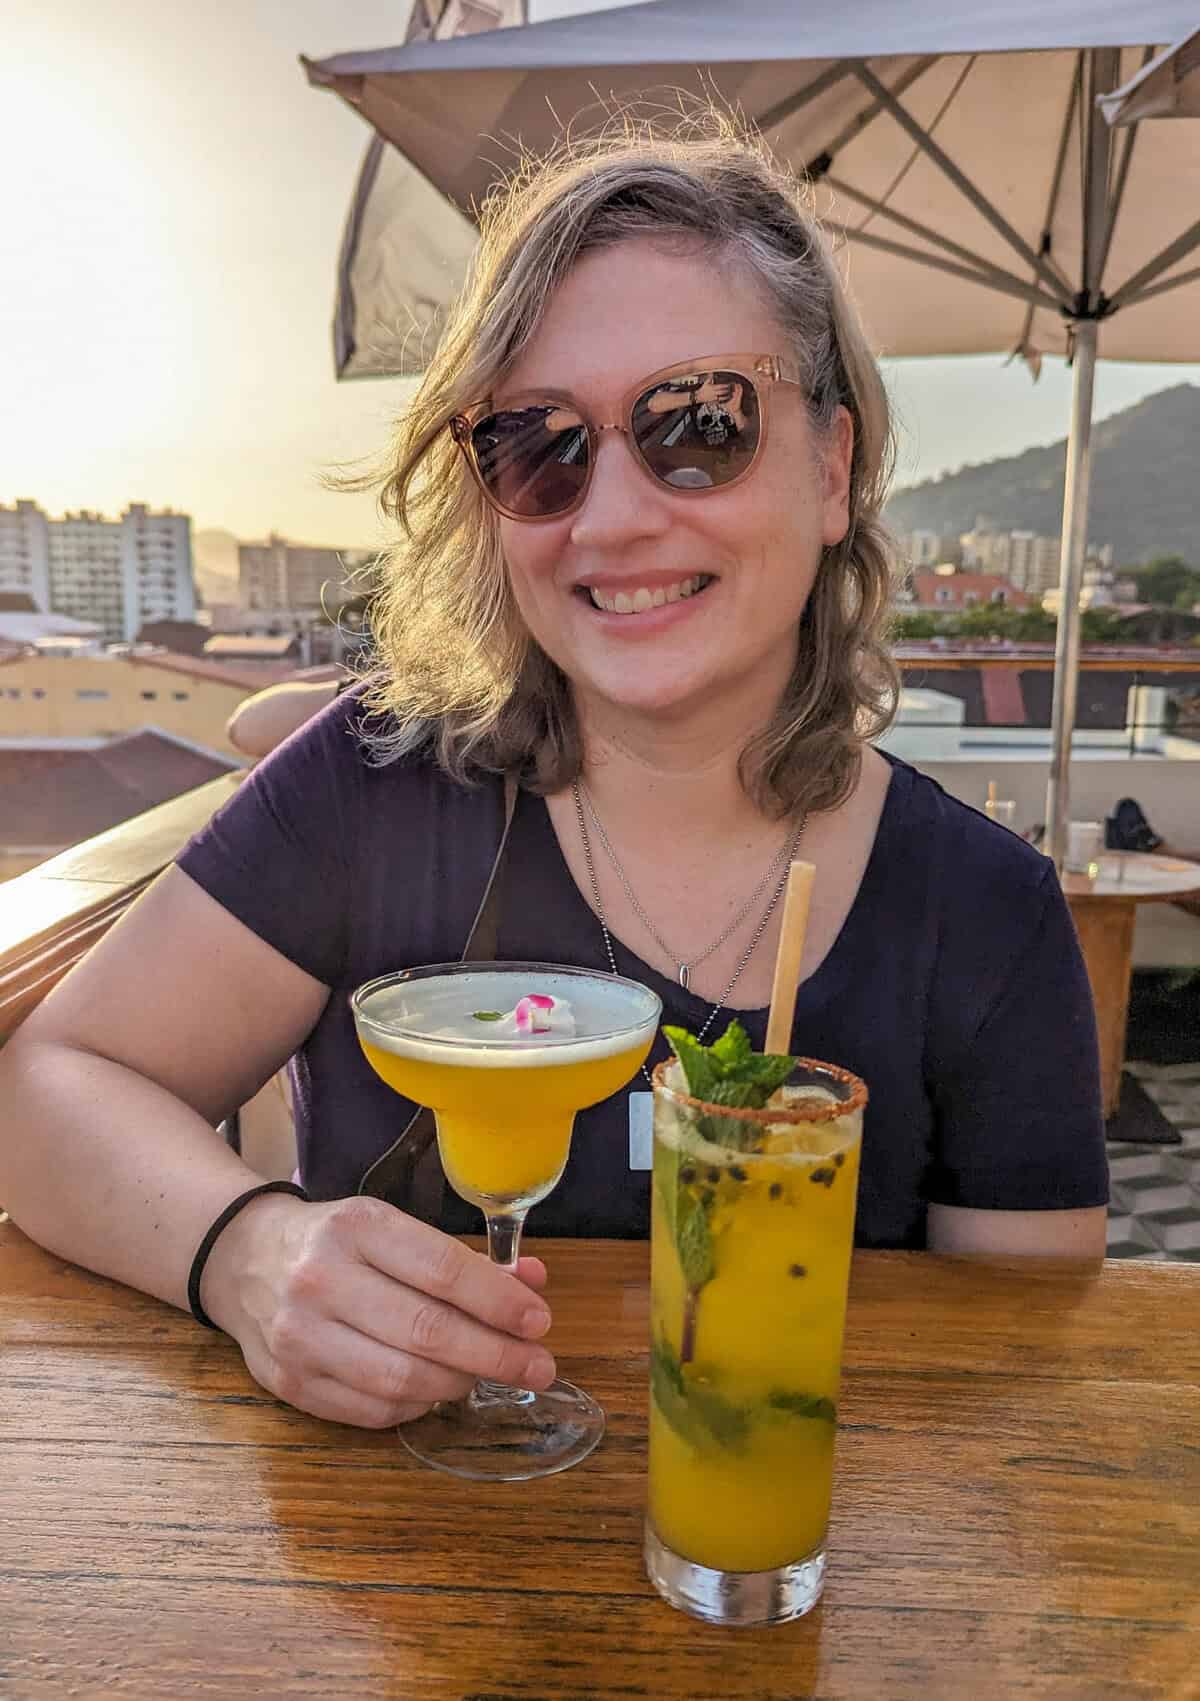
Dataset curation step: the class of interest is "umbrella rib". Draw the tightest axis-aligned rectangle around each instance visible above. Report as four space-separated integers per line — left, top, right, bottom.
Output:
826 221 1064 313
795 56 939 167
1081 49 1120 299
851 62 1072 308
756 60 854 137
1094 47 1155 286
1121 260 1200 307
1110 219 1200 307
825 174 1065 307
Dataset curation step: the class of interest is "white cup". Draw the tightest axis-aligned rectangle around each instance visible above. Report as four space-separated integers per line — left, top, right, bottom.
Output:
1065 820 1104 878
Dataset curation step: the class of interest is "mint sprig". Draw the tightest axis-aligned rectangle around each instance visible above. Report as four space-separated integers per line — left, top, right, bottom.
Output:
664 1018 798 1111
649 1338 836 1451
659 1019 804 1361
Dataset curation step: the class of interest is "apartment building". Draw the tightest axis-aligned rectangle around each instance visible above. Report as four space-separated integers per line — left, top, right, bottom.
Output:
0 500 51 610
0 500 196 642
238 534 359 611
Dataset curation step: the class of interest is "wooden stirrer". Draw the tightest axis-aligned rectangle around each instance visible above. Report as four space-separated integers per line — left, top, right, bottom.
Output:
764 860 816 1055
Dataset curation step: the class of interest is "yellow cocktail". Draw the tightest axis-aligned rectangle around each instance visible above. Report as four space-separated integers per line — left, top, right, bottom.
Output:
351 962 661 1481
645 1056 866 1625
359 1034 649 1209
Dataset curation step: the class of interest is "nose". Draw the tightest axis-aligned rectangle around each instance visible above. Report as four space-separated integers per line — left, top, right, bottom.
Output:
568 427 671 550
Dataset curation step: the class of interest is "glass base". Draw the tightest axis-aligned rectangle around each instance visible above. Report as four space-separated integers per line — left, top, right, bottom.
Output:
397 1376 604 1481
643 1520 826 1625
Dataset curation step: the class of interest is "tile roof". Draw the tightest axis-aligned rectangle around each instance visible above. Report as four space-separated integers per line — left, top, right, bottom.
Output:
0 730 240 850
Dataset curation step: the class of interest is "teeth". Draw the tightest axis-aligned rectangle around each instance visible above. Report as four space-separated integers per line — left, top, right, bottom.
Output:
586 575 710 614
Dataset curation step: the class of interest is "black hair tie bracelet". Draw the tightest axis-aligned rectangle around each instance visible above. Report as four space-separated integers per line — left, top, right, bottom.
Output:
187 1180 309 1330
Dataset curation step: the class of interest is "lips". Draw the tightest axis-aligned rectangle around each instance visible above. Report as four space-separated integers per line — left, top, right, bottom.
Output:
585 574 714 614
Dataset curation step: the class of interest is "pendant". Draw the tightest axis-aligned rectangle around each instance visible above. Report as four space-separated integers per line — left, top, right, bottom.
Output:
678 964 690 991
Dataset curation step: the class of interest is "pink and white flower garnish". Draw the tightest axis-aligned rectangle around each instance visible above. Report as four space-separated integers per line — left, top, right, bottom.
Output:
470 993 577 1038
514 993 557 1033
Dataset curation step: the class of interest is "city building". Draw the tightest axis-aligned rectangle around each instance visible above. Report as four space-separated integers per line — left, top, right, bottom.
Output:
0 501 51 610
238 533 361 611
0 500 196 642
0 648 294 757
901 572 1032 611
958 516 1114 601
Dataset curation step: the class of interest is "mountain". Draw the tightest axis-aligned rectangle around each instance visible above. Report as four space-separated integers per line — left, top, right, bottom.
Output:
886 383 1200 566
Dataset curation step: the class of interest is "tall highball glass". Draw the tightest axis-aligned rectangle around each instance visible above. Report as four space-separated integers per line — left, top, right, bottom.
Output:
645 1056 867 1625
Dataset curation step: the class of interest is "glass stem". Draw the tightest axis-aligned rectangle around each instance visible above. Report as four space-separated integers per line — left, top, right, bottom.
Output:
473 1209 535 1408
484 1208 527 1273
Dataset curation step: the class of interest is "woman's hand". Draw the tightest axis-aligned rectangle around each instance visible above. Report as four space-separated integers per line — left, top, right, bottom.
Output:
200 1193 555 1428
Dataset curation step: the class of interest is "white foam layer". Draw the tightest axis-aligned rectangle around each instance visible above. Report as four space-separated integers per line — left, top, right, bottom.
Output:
355 969 659 1069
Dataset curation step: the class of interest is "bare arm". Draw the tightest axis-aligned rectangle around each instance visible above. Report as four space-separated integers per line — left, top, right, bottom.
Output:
928 1203 1108 1258
0 866 554 1427
226 681 339 760
0 864 329 1307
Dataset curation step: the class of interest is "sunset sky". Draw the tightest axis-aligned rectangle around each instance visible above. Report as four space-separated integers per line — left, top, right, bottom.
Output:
4 0 1199 551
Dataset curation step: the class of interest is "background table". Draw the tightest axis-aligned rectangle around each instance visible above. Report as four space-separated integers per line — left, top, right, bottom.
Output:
2 1226 1198 1699
1062 851 1200 1128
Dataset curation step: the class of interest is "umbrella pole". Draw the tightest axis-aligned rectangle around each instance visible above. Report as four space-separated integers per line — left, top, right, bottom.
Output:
1044 319 1098 868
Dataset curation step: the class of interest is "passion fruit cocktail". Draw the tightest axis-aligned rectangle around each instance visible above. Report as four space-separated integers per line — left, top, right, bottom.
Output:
351 962 661 1481
645 1024 866 1626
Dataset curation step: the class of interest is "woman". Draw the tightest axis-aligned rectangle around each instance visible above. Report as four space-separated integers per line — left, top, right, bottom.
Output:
0 118 1108 1431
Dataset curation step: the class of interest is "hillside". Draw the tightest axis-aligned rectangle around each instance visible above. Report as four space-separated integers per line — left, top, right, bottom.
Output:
886 383 1200 565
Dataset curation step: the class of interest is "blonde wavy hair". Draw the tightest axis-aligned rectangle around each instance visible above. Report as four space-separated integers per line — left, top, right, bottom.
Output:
351 108 900 820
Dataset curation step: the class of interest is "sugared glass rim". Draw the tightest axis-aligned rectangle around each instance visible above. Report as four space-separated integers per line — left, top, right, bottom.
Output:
652 1056 868 1123
350 960 662 1049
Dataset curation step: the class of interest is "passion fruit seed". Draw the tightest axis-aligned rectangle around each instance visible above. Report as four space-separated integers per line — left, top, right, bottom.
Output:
769 1183 783 1200
810 1166 837 1187
789 1264 808 1278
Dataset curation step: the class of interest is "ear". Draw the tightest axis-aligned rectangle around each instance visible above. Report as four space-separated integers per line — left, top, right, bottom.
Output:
820 406 854 548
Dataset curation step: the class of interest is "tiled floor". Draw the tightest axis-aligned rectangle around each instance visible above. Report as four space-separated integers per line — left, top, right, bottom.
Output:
1107 1060 1200 1261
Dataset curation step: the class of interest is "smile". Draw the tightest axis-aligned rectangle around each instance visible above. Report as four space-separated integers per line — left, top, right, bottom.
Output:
585 574 714 614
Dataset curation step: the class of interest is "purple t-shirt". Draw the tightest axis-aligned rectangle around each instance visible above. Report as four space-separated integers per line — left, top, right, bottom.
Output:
176 690 1108 1246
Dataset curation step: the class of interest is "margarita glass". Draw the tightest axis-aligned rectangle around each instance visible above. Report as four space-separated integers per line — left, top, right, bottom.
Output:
351 961 661 1480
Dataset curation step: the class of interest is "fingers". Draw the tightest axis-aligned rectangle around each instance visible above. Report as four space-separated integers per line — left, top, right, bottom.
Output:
321 1263 557 1389
515 1256 547 1291
348 1202 552 1341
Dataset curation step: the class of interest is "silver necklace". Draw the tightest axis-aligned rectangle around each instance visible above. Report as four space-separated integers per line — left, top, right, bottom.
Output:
576 780 801 991
571 780 804 1060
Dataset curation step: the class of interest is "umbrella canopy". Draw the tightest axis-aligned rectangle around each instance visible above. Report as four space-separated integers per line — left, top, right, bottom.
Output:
303 0 1200 862
305 0 1200 371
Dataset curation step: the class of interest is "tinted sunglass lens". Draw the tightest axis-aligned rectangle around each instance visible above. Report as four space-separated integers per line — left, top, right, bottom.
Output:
631 370 761 490
470 405 590 517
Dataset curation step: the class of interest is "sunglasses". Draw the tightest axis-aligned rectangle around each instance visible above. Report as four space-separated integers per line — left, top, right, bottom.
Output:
449 353 801 522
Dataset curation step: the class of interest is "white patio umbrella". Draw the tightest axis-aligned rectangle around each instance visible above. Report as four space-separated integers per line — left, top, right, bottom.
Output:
303 0 1200 863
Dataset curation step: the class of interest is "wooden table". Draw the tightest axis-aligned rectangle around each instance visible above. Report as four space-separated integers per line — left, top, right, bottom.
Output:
1062 852 1200 1117
2 1225 1198 1700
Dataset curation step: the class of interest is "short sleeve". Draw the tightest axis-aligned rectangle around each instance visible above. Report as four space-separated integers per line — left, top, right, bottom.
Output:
925 863 1109 1212
175 694 356 986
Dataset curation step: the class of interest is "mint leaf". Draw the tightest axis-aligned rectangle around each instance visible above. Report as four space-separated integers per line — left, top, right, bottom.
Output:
676 1191 714 1290
767 1390 837 1425
650 1338 748 1451
471 1010 504 1021
662 1025 720 1102
709 1018 753 1074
